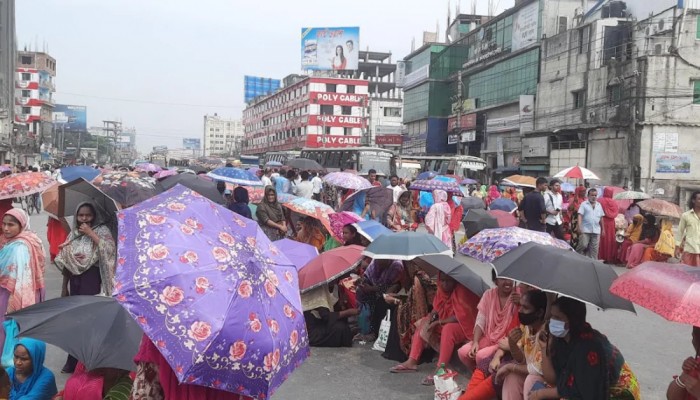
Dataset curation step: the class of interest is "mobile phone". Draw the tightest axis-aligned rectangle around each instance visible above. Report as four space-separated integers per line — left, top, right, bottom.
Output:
530 381 547 392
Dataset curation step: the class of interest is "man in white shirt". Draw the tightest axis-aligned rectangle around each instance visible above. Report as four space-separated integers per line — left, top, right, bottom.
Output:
259 169 273 187
311 172 323 201
544 179 564 240
293 171 314 199
387 175 405 203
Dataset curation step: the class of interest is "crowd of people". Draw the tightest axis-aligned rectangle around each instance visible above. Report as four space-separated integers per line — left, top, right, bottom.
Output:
0 161 694 400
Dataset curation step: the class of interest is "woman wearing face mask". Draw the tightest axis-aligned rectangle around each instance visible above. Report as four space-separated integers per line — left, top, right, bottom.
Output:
537 297 640 400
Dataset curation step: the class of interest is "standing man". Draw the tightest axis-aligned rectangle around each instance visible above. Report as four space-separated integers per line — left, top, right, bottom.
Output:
387 175 405 203
544 179 564 240
259 169 273 187
368 169 382 187
293 171 314 199
518 177 548 232
577 188 605 259
274 171 290 195
679 191 700 266
311 171 323 201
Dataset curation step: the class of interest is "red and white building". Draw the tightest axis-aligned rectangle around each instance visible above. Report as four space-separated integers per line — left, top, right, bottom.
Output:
242 76 369 154
15 51 56 142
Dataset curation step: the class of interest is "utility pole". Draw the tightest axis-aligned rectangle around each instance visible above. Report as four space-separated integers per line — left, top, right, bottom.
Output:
457 70 463 155
628 41 639 190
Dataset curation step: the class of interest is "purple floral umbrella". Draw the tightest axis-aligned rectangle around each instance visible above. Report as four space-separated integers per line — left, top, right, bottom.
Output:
134 162 163 173
322 171 372 190
458 227 572 263
114 185 310 399
409 179 463 195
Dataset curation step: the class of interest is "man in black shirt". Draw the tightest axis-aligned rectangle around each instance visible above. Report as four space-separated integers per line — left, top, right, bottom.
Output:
518 177 548 232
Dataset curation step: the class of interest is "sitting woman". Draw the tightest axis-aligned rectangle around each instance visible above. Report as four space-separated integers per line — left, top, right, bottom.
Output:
640 217 675 264
386 191 417 232
355 259 404 342
458 270 519 370
301 282 357 348
390 274 479 387
8 338 57 400
228 186 252 219
626 214 659 268
667 326 700 399
295 217 326 252
618 214 643 264
537 297 640 400
341 224 365 247
55 363 132 400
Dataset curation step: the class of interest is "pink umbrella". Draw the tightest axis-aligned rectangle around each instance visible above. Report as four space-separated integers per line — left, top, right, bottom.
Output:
298 245 364 293
154 169 178 180
610 262 700 325
328 211 363 242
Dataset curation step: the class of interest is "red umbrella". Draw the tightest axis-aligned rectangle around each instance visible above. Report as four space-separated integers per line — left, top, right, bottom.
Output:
488 210 518 227
298 245 364 293
610 262 700 325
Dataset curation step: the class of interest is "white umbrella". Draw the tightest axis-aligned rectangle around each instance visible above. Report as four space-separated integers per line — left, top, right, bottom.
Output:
553 166 600 180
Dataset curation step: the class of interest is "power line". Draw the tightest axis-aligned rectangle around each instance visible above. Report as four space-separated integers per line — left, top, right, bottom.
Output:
56 91 242 110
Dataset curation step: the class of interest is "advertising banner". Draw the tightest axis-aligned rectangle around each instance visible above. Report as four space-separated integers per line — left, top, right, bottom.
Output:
53 104 87 132
656 153 690 173
448 114 477 131
182 138 201 150
460 131 476 143
308 115 365 128
301 27 360 71
244 76 281 104
310 92 367 107
486 115 520 133
305 134 362 148
375 125 403 135
375 135 403 145
152 145 168 154
519 95 535 135
512 2 539 51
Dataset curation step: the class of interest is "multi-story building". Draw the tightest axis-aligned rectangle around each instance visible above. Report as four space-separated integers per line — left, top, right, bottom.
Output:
0 0 15 163
203 114 244 157
15 50 55 155
242 76 369 155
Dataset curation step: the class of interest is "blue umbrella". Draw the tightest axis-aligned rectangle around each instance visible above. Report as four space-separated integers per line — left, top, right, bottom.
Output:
207 167 263 186
353 220 392 242
416 171 436 180
266 161 283 167
489 198 518 213
59 166 100 183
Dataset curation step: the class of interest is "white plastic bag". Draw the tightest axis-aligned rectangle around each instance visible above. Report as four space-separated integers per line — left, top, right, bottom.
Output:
371 309 391 351
434 371 460 400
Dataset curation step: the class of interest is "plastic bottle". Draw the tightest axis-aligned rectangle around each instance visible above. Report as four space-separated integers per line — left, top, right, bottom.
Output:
436 363 446 376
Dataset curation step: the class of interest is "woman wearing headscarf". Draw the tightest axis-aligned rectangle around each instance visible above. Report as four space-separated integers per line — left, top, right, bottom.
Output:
425 190 452 249
447 196 464 253
302 283 357 347
228 186 251 219
486 185 501 207
295 217 326 252
618 214 644 264
626 214 659 268
7 338 57 400
54 201 117 373
255 186 287 241
598 187 621 263
0 209 46 351
386 191 417 232
641 218 675 263
567 186 587 249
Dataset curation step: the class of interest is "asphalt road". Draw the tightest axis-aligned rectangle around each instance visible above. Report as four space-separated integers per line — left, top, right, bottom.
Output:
26 212 689 399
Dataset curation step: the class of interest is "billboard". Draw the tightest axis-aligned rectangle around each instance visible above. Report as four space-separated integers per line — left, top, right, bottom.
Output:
183 138 201 150
244 76 281 103
301 27 360 71
512 1 539 51
53 104 87 132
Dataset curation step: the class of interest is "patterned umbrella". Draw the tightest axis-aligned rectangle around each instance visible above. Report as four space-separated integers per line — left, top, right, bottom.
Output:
553 166 600 180
283 198 334 235
298 245 364 293
59 166 101 183
416 171 436 180
114 185 309 399
41 183 60 217
208 167 263 186
637 198 682 219
613 191 651 200
322 172 372 190
0 172 56 200
409 179 462 195
328 211 363 242
610 262 700 325
0 165 10 173
134 163 163 173
154 169 178 180
489 198 518 213
459 227 572 263
93 171 158 207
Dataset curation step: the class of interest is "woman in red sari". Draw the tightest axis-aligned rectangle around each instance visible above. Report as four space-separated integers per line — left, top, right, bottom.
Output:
598 187 621 263
389 274 480 385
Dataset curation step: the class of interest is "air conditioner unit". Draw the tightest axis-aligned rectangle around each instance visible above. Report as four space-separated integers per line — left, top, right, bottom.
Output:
645 24 657 37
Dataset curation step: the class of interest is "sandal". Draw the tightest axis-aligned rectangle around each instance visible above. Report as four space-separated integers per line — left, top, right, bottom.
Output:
421 375 434 386
390 364 418 373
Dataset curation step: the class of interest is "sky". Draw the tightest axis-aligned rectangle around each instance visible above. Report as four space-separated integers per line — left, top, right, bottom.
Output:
17 0 514 154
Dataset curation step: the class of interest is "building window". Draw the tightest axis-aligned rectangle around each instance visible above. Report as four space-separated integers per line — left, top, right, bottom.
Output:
347 85 355 94
21 90 30 98
573 90 585 109
578 26 590 54
21 73 30 81
383 107 402 117
341 106 352 115
320 105 334 115
20 56 32 65
21 107 30 114
326 84 337 93
325 126 332 135
607 85 622 104
343 127 351 136
693 81 700 104
697 16 700 40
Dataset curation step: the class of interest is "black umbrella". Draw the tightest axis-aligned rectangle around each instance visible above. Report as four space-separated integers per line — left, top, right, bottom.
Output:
157 173 225 204
7 296 143 371
58 178 120 241
462 209 499 237
492 242 635 312
461 196 486 211
286 158 324 171
416 255 490 296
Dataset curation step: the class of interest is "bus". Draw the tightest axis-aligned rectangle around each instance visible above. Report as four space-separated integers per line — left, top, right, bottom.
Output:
263 151 301 165
396 154 487 180
299 147 395 175
238 155 260 168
